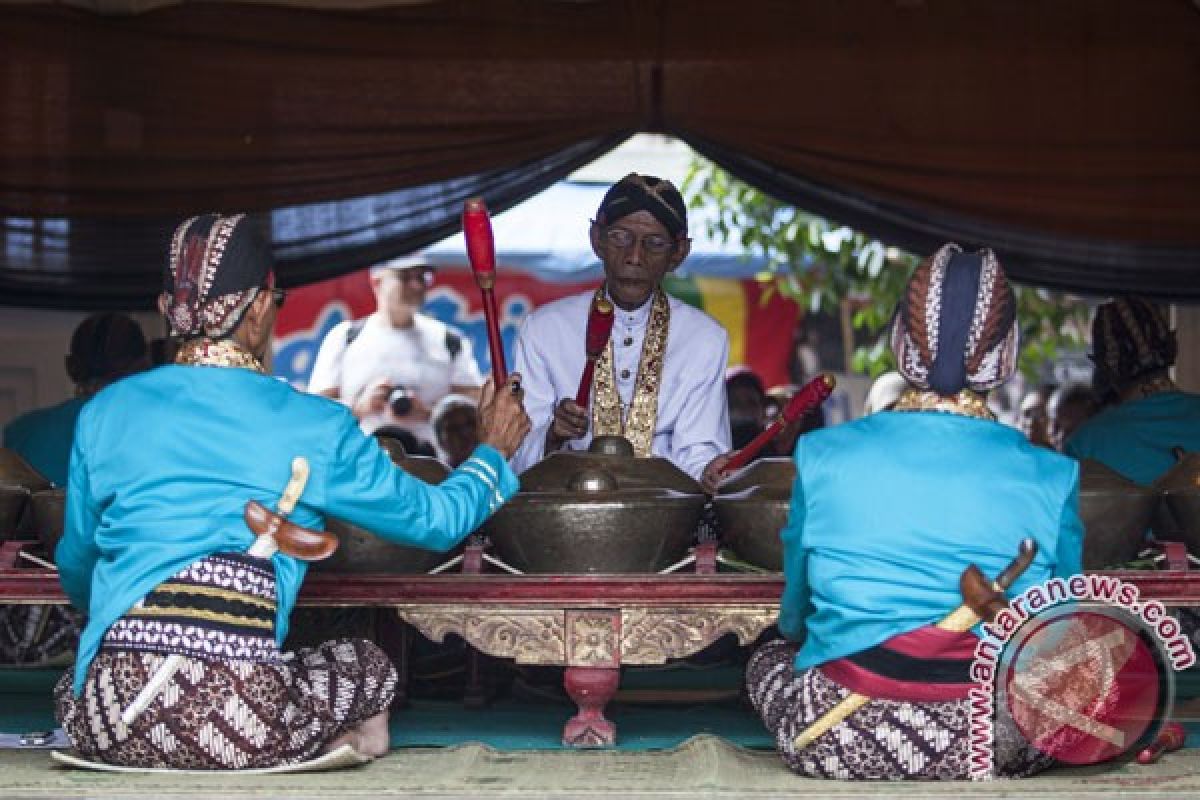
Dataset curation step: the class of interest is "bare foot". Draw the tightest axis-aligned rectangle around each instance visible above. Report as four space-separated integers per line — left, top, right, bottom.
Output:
320 711 390 758
356 711 390 757
321 729 363 756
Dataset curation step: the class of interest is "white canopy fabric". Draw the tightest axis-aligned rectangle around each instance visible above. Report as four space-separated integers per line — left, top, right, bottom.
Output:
423 180 770 282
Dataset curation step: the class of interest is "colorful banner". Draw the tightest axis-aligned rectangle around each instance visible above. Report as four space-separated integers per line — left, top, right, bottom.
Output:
273 269 800 391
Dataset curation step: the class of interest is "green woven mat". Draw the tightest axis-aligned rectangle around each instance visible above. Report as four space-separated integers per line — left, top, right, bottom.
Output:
7 668 1200 797
4 736 1200 798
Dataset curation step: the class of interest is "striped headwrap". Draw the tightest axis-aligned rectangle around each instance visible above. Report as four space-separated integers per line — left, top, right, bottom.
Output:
1091 296 1176 389
161 214 272 339
891 243 1019 396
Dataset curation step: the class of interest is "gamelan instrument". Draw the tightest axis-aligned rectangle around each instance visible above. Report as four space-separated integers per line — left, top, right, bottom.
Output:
121 457 336 725
575 291 615 408
485 435 706 574
721 373 835 476
1156 452 1200 557
315 435 451 574
462 197 508 386
712 460 793 571
792 539 1039 750
1077 459 1159 570
0 448 51 540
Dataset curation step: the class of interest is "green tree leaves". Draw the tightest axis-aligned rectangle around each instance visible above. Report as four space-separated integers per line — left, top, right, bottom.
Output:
684 158 1089 380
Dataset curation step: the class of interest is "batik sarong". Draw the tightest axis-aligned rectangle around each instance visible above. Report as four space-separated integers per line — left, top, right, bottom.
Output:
55 552 396 769
746 639 1052 780
0 604 81 666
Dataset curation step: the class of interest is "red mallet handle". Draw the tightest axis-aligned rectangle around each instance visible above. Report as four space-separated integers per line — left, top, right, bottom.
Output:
723 373 836 474
1137 722 1186 764
575 294 616 408
463 198 507 385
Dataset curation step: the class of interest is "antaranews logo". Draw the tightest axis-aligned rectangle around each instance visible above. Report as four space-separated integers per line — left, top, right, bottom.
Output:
967 574 1195 780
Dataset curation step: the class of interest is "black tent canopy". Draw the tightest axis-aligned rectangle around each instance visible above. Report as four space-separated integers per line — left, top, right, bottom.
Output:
2 0 1198 308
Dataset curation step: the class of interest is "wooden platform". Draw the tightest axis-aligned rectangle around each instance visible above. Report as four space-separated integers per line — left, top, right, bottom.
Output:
4 541 1200 608
5 539 1200 749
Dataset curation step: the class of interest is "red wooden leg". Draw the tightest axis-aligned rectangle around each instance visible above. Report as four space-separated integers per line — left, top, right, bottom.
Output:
562 666 619 747
461 535 488 709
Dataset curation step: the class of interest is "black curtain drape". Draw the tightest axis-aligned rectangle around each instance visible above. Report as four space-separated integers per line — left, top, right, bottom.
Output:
684 134 1200 300
1 136 625 309
2 0 1198 308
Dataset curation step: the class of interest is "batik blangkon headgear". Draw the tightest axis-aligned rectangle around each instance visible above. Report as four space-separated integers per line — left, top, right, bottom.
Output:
1091 296 1176 389
161 214 272 339
891 243 1019 396
595 173 688 240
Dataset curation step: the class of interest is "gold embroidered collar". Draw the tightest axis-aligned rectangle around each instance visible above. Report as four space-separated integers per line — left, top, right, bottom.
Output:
892 388 995 421
176 338 268 375
591 288 670 456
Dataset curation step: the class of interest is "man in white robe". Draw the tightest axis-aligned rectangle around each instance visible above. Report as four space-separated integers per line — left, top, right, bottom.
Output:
308 255 483 446
511 173 732 491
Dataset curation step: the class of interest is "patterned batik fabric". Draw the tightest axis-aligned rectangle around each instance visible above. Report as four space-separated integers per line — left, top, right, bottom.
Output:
162 213 271 339
591 288 669 456
55 638 397 770
0 605 81 666
103 551 280 663
890 243 1019 396
1091 296 1177 389
746 639 1053 780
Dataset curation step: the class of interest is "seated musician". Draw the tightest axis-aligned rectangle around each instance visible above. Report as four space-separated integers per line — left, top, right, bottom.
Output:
53 214 531 770
511 173 732 492
3 311 150 487
747 244 1084 780
2 313 148 668
1064 296 1200 484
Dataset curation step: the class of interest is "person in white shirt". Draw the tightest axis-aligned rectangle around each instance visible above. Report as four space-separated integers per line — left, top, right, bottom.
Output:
308 255 483 446
511 173 732 492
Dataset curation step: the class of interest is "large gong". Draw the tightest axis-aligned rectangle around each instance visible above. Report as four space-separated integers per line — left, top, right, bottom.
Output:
485 436 706 574
712 458 792 572
1078 459 1160 570
313 437 452 574
1155 453 1200 556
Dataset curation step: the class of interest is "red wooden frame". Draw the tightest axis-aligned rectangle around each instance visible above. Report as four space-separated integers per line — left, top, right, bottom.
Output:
5 540 1200 606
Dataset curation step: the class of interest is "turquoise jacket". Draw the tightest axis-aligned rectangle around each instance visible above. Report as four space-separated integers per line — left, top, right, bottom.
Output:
1065 392 1200 486
779 410 1083 672
57 364 519 694
3 396 88 487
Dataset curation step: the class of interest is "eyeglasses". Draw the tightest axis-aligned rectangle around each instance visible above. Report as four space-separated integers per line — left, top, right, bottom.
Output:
395 268 435 286
602 227 674 255
267 288 287 309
